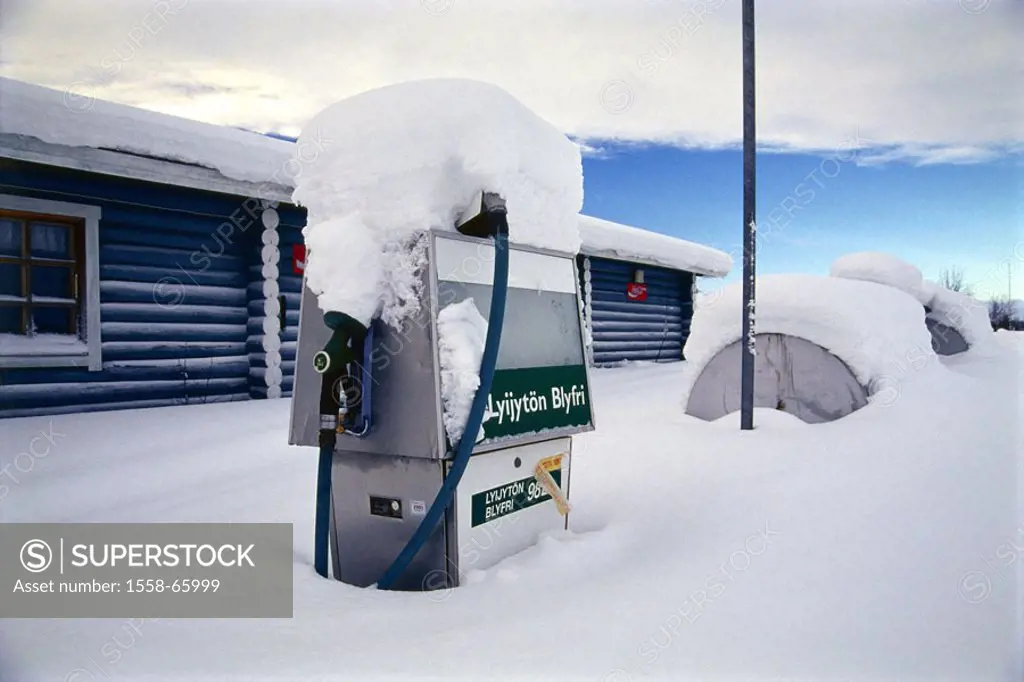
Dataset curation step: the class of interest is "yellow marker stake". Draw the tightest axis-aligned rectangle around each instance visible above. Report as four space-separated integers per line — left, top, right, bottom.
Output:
534 454 570 516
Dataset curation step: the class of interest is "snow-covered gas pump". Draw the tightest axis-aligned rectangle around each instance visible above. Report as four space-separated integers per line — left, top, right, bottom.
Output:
289 191 596 591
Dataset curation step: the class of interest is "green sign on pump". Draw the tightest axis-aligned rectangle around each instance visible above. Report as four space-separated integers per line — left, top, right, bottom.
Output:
481 364 591 441
471 469 563 527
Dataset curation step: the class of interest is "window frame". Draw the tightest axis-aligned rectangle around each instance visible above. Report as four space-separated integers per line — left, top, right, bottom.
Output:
0 194 102 371
0 211 83 335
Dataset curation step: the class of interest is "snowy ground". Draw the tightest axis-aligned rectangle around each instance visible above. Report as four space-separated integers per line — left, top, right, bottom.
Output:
1 333 1021 682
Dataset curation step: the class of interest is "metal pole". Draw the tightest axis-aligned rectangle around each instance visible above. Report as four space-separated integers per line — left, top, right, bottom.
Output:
740 0 756 430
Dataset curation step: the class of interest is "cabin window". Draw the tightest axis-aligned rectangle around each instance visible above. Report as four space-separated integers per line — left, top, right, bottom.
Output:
0 195 102 370
0 213 84 335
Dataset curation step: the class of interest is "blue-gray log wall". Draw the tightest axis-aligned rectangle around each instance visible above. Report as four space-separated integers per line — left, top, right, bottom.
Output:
0 161 268 418
581 255 694 366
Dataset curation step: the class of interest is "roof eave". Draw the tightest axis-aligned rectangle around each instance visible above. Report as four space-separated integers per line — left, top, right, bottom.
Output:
0 133 294 204
578 245 730 278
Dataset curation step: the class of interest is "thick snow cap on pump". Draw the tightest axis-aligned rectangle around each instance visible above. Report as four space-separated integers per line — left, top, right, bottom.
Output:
291 79 584 327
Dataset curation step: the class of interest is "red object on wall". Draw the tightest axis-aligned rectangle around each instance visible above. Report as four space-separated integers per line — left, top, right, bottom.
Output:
293 244 306 275
626 282 648 301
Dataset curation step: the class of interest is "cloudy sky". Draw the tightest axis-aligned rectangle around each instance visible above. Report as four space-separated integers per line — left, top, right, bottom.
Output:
1 0 1021 295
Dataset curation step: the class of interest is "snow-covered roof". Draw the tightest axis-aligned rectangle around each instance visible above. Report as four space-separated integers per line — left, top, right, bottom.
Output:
0 77 295 200
578 214 731 277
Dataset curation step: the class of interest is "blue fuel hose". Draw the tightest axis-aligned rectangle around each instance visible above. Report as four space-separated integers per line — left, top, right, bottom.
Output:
376 220 510 590
314 445 333 578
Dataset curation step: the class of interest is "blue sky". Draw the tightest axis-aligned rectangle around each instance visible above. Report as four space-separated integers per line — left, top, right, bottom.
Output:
582 144 1022 299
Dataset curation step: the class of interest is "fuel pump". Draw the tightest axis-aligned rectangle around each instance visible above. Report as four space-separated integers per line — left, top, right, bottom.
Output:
290 192 596 591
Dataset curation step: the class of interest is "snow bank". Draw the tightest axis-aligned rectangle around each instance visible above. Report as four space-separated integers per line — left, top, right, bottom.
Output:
684 274 936 389
830 251 928 303
293 78 583 327
711 407 806 429
0 77 293 185
437 299 488 445
3 349 1018 681
921 280 997 351
579 214 731 277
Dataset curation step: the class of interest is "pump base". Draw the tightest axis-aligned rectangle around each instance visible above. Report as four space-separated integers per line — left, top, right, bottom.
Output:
328 438 572 590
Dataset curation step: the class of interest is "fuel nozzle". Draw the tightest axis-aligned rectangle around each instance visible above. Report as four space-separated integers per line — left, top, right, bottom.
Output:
314 311 368 446
314 311 366 372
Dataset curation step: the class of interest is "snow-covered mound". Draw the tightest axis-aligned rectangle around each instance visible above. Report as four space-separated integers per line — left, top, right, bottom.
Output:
920 280 997 352
292 78 583 327
684 274 936 389
830 252 995 354
578 214 731 277
0 77 293 185
830 251 928 303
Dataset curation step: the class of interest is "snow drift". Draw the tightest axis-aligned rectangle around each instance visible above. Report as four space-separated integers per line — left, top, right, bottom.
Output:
2 336 1019 681
292 78 584 328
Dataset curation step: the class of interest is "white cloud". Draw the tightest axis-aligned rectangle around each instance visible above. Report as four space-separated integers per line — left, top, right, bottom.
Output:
0 0 1020 163
856 143 1021 167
